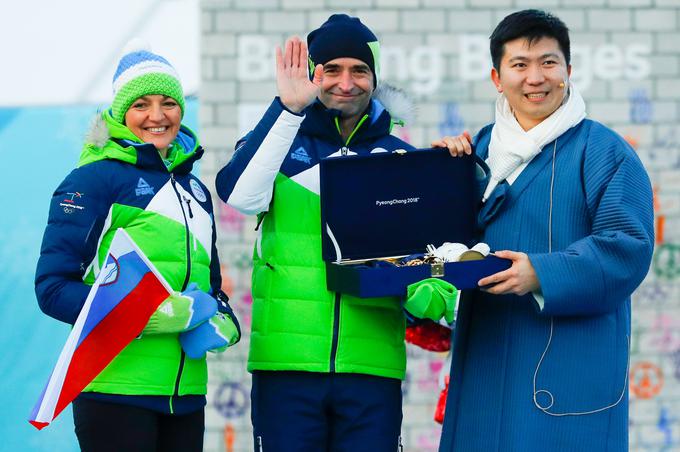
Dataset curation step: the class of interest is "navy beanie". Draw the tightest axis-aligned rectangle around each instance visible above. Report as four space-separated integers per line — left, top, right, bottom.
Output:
307 14 380 87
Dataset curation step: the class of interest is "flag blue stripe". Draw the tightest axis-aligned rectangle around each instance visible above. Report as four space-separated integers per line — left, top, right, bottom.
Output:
29 377 51 421
77 251 151 347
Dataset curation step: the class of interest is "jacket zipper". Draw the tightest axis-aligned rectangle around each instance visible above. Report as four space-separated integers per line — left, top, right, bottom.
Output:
328 113 374 371
330 117 365 370
182 195 197 250
169 173 193 413
329 292 341 372
334 114 368 147
170 174 193 290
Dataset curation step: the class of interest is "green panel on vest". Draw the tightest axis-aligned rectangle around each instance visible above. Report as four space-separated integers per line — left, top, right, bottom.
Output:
249 173 406 379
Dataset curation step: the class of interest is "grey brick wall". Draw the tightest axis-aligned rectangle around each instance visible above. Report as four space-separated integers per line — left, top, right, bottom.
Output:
200 1 680 450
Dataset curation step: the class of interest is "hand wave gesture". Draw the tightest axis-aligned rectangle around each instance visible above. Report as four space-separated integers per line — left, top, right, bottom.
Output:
276 36 323 113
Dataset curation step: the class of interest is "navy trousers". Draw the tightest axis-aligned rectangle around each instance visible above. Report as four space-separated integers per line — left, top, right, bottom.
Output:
251 371 403 452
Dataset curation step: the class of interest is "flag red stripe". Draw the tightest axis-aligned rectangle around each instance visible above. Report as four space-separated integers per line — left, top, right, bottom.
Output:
51 273 169 419
29 421 48 430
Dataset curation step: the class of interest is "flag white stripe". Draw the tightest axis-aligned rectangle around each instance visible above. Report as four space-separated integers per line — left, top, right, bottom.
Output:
33 228 172 424
113 62 180 93
34 275 99 422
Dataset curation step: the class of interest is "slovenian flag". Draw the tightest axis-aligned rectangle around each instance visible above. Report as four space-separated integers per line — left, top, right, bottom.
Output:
29 228 172 429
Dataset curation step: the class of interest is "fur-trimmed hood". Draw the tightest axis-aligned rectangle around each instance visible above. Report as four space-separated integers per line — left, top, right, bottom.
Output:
372 83 416 127
84 111 113 149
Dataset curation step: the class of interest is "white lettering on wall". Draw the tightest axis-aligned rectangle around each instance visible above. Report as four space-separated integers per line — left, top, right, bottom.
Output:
237 35 651 95
381 46 443 95
459 35 490 81
238 36 273 81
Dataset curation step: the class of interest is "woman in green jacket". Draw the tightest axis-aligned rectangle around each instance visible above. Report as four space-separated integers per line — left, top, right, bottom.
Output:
35 41 240 452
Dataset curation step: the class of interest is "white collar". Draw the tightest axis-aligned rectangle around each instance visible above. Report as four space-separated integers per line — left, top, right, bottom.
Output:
483 83 587 201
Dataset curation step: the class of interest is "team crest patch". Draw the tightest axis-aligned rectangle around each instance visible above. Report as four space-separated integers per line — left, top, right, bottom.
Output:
135 178 155 196
100 254 119 286
60 192 85 214
291 147 311 164
190 179 207 202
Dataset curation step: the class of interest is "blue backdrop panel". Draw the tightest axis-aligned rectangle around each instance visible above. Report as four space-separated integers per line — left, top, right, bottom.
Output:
0 100 198 451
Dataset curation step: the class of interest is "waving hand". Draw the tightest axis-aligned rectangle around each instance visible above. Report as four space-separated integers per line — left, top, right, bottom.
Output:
276 36 323 113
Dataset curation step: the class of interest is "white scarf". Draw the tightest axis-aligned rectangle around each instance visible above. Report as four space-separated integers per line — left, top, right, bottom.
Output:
483 83 586 201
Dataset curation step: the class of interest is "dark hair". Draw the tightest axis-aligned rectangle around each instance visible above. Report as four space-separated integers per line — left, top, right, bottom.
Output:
490 9 570 72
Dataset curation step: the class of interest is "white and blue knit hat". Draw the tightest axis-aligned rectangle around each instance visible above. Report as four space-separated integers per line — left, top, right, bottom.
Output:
111 39 185 124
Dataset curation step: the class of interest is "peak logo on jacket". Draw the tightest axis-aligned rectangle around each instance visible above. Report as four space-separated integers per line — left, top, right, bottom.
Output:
135 178 155 196
291 147 311 165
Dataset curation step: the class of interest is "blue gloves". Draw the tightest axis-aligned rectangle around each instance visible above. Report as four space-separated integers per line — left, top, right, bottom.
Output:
143 283 240 358
143 283 217 334
179 291 241 359
404 278 459 324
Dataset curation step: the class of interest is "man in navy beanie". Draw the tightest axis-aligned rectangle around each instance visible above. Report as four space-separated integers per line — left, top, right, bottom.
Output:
307 14 381 88
216 13 416 452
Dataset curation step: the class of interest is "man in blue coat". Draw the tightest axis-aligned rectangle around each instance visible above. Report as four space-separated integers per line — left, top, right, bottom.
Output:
433 9 654 451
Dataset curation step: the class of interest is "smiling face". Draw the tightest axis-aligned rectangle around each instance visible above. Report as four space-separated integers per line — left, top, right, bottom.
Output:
491 36 571 131
124 95 181 156
317 57 374 125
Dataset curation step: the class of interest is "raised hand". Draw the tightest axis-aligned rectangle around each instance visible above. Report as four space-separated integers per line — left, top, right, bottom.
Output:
276 36 323 113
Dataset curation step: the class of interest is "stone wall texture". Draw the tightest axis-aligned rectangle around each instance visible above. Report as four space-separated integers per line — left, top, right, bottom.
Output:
199 1 680 450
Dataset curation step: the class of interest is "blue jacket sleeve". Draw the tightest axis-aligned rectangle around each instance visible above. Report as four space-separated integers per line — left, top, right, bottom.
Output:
215 97 304 215
34 164 111 324
471 125 493 202
529 134 654 317
205 188 222 294
205 188 241 341
209 218 222 294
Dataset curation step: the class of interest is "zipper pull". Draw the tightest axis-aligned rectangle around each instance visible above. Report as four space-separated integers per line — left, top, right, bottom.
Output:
183 196 194 218
340 146 349 156
184 196 198 250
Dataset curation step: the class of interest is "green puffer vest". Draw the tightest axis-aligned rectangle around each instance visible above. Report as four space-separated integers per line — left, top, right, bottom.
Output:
247 103 408 380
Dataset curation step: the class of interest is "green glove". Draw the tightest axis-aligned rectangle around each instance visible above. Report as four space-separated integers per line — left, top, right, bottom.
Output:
405 278 458 323
142 283 217 335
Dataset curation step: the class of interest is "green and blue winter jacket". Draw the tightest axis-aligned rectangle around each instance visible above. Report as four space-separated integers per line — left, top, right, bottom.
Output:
216 88 414 380
35 110 237 403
